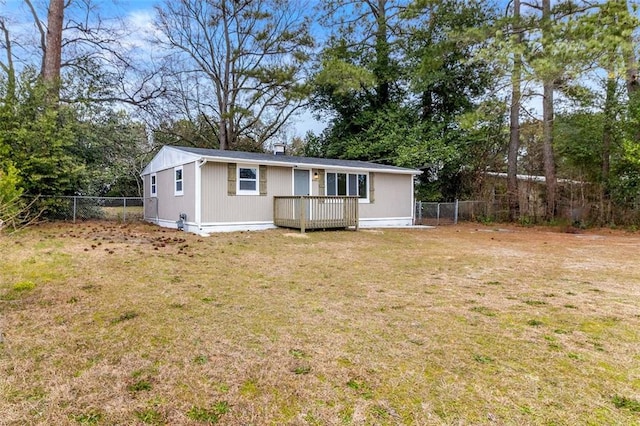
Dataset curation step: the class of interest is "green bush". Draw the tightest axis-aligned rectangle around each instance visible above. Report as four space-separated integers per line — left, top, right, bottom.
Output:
0 163 24 227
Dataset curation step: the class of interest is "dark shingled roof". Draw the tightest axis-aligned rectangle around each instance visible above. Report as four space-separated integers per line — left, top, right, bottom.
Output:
173 146 419 173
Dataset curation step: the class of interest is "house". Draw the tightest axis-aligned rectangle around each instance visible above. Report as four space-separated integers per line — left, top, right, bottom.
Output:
141 146 421 234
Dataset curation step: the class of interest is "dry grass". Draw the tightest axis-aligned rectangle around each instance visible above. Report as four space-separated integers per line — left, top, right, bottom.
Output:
1 222 640 425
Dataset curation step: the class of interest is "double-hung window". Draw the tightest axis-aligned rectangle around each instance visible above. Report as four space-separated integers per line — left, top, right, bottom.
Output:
326 172 368 200
174 166 184 196
237 165 259 195
150 173 157 197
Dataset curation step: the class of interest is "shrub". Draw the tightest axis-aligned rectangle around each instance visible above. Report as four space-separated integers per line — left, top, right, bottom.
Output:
0 163 24 229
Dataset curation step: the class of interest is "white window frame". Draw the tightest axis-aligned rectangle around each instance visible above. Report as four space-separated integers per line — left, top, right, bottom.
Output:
325 171 369 203
237 164 259 195
174 166 184 196
150 173 157 197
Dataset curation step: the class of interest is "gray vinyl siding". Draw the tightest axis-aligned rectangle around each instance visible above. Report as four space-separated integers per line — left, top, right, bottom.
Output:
154 162 196 223
359 173 413 219
201 162 292 223
143 174 155 219
145 161 412 225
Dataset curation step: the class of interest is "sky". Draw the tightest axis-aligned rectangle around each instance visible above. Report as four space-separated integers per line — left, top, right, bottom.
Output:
110 0 327 137
0 0 327 137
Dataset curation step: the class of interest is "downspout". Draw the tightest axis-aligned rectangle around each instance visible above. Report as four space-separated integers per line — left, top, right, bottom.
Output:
411 173 416 225
196 159 208 232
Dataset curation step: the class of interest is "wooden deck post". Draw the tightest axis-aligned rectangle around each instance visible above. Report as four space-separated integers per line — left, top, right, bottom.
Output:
355 197 359 231
299 196 306 233
273 197 277 227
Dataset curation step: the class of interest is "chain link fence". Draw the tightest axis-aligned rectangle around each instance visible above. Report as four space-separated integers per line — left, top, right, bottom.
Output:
36 196 145 223
415 200 503 226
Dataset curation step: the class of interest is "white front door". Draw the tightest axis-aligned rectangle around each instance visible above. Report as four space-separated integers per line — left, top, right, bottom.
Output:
294 169 310 196
294 169 311 220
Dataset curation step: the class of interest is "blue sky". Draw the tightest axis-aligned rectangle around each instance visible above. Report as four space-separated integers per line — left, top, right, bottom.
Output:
0 0 326 135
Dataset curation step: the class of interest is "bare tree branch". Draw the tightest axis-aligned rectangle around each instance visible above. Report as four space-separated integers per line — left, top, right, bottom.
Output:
154 0 315 150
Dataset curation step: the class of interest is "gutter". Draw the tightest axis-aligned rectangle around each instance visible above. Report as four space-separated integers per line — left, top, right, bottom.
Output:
199 155 422 175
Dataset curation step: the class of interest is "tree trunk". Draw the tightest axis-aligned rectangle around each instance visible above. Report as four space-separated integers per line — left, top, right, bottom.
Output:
218 118 229 151
42 0 64 95
507 0 521 222
372 0 390 108
0 20 16 103
219 0 231 150
624 0 638 100
542 81 557 219
541 0 557 220
600 72 616 224
625 54 638 98
602 75 615 183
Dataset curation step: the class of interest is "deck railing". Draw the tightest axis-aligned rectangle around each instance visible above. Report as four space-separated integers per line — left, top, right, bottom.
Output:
273 196 359 232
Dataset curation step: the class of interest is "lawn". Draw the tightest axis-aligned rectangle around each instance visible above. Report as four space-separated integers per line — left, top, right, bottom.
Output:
1 222 639 425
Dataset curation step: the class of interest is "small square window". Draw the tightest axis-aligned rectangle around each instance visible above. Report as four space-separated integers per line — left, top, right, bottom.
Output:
237 165 259 195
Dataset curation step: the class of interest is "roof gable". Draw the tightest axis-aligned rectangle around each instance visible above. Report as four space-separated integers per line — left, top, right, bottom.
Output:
141 146 201 175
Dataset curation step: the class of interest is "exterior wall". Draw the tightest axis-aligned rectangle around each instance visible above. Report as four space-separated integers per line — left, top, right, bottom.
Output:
200 162 292 223
144 157 416 233
143 174 156 219
154 162 197 224
311 168 320 195
359 173 413 221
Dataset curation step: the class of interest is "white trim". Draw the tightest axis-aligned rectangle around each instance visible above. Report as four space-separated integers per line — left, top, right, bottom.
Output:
148 216 416 234
195 160 202 227
174 165 184 196
199 221 277 234
358 217 414 228
148 217 277 235
292 168 312 196
150 173 157 197
237 164 260 195
150 218 201 234
411 175 416 222
193 154 418 175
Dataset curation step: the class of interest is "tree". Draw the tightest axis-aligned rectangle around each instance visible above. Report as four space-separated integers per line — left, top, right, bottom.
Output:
556 0 640 223
0 17 16 103
481 0 606 219
154 0 314 150
508 0 522 221
0 163 25 229
539 0 558 220
314 2 494 141
153 117 218 149
72 109 152 197
42 0 64 94
311 0 498 201
0 0 167 208
19 0 164 109
0 69 85 197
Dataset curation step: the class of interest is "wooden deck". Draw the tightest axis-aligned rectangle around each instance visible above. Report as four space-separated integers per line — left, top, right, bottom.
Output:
273 196 359 232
